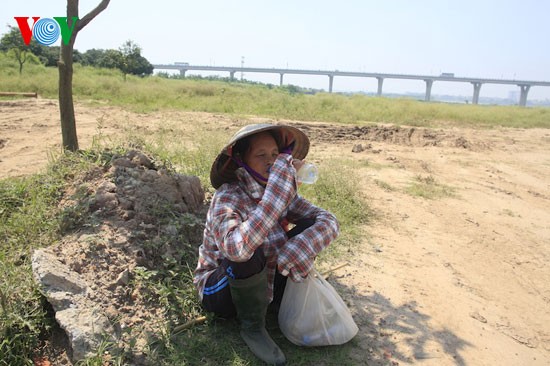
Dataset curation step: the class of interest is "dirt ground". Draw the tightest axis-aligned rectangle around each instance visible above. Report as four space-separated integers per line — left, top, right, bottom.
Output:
1 98 549 365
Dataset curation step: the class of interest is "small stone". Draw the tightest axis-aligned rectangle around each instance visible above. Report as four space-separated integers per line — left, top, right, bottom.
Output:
94 192 118 210
97 181 116 193
115 269 130 286
469 311 487 323
121 210 135 221
112 157 136 168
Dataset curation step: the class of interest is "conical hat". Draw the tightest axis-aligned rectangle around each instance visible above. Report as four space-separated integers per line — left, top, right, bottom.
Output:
210 123 310 189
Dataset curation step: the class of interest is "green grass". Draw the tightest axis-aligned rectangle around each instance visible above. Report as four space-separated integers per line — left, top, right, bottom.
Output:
0 169 74 364
0 127 370 365
298 159 371 261
1 52 550 128
374 179 396 191
406 175 456 199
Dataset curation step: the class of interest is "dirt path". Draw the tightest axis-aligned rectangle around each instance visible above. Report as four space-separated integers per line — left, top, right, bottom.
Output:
308 124 550 365
1 98 549 365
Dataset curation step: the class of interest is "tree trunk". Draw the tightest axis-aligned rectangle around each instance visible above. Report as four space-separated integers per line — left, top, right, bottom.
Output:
57 0 110 152
59 40 78 151
17 50 26 75
58 1 79 151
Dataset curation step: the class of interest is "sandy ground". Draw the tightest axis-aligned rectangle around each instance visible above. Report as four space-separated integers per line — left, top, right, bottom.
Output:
1 98 549 365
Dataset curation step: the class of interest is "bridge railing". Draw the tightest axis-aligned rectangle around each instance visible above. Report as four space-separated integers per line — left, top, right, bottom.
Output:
153 64 550 106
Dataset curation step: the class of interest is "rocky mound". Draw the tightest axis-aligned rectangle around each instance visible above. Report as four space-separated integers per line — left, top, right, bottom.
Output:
292 123 489 150
31 150 207 363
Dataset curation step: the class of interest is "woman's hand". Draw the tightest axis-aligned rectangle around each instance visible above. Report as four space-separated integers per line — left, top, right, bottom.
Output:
292 159 305 173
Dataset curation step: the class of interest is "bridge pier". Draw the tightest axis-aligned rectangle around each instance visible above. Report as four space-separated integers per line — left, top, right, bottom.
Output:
472 82 482 104
377 77 384 96
424 79 433 102
328 75 334 93
152 65 550 103
518 84 530 106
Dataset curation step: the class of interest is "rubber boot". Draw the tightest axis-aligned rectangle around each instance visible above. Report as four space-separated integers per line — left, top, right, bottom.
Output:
229 267 286 366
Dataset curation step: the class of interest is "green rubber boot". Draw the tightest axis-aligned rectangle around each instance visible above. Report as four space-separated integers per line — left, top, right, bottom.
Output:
229 268 286 366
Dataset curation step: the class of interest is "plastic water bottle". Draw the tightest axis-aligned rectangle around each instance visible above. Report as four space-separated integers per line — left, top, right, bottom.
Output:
296 162 318 184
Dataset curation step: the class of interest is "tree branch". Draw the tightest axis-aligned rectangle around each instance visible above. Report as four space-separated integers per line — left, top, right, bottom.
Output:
172 316 207 334
76 0 111 31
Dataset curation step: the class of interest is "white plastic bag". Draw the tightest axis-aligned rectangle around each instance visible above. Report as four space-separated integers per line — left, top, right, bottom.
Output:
278 268 358 346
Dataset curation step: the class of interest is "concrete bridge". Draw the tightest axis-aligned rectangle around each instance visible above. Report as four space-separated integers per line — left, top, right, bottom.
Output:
153 64 550 106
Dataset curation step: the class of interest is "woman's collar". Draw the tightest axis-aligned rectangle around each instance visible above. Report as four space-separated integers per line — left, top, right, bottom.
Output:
236 167 265 200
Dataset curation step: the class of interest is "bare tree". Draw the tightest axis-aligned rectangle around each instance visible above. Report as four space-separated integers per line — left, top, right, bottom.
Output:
58 0 110 151
0 26 32 74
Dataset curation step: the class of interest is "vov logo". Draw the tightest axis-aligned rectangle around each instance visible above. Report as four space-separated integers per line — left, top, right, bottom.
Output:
14 17 79 46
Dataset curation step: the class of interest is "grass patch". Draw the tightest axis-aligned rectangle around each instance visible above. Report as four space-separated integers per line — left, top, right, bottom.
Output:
374 179 396 191
405 175 456 199
298 159 372 262
0 153 103 364
145 315 357 365
0 125 370 365
362 159 389 170
116 120 227 188
1 54 550 129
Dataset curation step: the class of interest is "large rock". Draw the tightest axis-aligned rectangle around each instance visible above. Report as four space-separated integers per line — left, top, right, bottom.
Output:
32 248 116 361
55 307 114 361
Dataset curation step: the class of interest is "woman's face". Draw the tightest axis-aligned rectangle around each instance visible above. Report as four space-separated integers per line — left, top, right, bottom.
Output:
243 132 279 184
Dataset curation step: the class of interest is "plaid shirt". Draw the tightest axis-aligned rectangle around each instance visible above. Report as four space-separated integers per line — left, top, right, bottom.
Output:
194 154 339 301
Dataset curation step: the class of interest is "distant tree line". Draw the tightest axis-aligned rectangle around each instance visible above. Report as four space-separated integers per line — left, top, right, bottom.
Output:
0 25 153 78
157 72 324 95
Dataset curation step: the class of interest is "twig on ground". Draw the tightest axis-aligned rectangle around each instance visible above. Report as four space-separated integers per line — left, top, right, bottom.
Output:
322 262 350 278
172 315 207 334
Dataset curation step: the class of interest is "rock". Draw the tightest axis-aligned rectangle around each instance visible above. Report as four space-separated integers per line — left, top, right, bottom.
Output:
55 307 115 361
134 249 148 266
455 136 471 149
469 311 487 323
47 291 80 309
121 209 135 221
352 144 365 153
32 248 116 362
140 169 158 183
112 157 136 168
32 248 87 295
97 181 116 193
115 269 130 286
139 222 156 230
94 191 118 210
128 150 153 169
175 174 204 212
118 197 134 210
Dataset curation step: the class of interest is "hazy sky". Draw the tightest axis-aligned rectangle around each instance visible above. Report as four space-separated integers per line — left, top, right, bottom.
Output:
2 0 550 100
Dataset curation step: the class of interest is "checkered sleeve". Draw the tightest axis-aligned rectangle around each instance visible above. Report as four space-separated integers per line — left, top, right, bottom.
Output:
277 196 339 281
213 154 297 262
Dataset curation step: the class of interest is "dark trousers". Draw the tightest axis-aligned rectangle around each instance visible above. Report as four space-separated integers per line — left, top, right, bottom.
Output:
201 218 315 318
